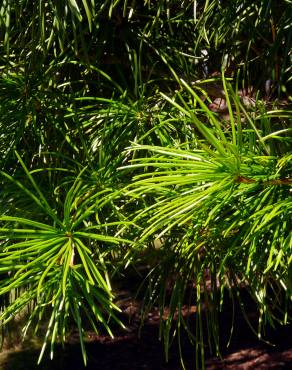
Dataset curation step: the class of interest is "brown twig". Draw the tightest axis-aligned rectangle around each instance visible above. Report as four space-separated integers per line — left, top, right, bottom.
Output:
235 176 292 186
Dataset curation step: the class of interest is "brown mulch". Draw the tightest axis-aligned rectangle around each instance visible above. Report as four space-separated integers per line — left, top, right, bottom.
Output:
0 293 291 370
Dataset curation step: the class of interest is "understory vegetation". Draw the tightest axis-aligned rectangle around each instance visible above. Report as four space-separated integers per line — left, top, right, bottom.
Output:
0 1 291 369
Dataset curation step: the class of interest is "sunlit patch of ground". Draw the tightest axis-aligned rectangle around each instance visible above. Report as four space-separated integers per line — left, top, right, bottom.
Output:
0 289 291 370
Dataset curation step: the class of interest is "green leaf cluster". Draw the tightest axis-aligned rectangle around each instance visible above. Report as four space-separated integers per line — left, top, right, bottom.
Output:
0 1 291 368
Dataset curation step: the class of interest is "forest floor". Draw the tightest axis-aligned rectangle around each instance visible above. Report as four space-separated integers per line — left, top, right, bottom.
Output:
0 286 291 370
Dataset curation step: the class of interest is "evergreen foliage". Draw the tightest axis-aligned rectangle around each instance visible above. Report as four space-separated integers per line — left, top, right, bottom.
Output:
0 1 291 368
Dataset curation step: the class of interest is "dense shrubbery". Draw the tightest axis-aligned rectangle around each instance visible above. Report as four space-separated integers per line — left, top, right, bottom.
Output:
0 1 291 368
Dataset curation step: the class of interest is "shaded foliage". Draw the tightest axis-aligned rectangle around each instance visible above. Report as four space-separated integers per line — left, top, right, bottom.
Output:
0 1 291 369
